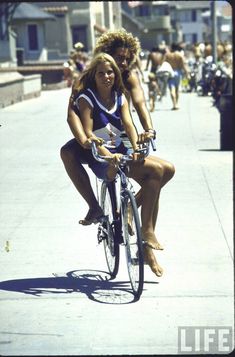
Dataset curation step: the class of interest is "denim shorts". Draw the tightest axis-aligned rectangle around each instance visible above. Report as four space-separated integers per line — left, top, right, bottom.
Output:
90 142 133 180
168 70 182 89
61 138 133 180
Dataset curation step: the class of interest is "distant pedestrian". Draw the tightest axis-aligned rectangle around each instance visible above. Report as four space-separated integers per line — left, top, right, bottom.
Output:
147 72 159 112
156 60 174 99
145 46 165 74
72 42 88 73
164 43 189 110
63 43 88 87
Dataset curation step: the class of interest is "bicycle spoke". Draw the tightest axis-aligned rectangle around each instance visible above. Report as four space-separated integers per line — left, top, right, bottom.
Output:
122 191 144 298
100 182 119 278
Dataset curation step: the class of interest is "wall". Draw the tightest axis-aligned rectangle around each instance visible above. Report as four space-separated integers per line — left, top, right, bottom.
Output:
13 21 47 61
0 71 42 108
44 14 70 59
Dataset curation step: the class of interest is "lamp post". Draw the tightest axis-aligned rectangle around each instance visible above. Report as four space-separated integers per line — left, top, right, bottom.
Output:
211 0 217 64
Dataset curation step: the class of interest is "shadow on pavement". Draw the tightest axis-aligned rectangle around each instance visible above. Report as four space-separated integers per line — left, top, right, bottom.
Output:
0 269 145 304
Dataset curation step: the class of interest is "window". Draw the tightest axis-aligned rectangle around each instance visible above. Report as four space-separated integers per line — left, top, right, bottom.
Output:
28 24 38 51
153 5 169 16
183 33 198 43
136 5 150 16
179 10 197 22
72 26 87 49
192 10 197 22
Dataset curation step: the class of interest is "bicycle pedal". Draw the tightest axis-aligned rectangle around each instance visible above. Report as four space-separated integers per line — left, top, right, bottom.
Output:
97 215 107 223
97 226 107 243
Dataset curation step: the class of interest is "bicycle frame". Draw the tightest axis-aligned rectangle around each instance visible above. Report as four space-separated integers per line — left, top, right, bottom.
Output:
91 139 156 297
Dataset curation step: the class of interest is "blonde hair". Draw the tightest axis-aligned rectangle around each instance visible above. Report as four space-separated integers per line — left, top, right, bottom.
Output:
94 29 141 67
74 53 125 94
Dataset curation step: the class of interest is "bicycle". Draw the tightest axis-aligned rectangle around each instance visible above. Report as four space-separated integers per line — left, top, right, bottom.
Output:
91 139 155 299
156 71 170 99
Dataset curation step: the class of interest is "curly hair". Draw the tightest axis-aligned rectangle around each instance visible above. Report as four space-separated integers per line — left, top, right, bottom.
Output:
74 52 125 94
94 29 141 67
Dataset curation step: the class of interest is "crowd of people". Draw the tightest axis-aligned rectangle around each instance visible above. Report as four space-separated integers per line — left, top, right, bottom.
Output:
144 39 232 111
61 30 232 278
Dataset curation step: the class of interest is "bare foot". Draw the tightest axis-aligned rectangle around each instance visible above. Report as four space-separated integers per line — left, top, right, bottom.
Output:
142 230 164 250
144 246 163 277
79 206 104 225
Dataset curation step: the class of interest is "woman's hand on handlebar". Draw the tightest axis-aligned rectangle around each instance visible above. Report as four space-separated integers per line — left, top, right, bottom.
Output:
108 153 123 167
88 135 104 146
78 135 104 149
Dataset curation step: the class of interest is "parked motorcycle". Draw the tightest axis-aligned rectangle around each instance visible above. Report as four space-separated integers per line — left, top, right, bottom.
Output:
211 65 232 108
186 59 199 92
196 57 217 96
211 63 233 150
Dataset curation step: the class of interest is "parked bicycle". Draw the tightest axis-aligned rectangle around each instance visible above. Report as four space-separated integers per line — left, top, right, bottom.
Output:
91 139 156 299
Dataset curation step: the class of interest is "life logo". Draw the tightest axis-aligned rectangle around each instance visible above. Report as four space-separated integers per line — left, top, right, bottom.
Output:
178 326 233 354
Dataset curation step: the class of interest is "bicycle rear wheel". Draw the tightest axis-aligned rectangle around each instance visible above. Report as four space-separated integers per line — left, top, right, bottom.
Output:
122 190 144 299
100 181 119 278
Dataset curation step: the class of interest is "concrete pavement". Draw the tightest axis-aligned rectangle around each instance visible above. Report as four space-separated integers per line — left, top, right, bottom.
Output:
0 85 233 355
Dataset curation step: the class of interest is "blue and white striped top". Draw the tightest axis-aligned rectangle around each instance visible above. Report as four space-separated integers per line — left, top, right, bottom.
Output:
75 88 125 150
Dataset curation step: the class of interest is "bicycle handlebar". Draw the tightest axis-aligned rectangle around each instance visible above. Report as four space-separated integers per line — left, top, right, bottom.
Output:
150 137 156 151
91 138 156 165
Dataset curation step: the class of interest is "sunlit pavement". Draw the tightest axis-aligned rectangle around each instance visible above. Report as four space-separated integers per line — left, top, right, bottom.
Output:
0 85 233 355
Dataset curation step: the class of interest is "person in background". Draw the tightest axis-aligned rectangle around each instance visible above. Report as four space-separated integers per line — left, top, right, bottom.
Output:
63 43 88 87
147 72 158 112
72 42 88 73
145 46 165 75
164 43 189 110
63 57 77 87
145 46 165 99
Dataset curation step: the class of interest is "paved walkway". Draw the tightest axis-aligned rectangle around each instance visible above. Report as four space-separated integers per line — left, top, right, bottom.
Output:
0 85 233 355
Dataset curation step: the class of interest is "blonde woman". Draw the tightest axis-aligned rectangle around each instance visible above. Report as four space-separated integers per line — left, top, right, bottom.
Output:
73 53 163 277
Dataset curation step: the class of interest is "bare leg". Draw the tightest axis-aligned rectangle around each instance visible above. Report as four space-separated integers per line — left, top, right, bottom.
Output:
175 86 179 107
129 156 174 276
149 96 155 112
169 86 178 110
129 158 163 250
134 156 175 245
151 157 175 230
144 246 163 277
60 144 103 224
152 194 159 231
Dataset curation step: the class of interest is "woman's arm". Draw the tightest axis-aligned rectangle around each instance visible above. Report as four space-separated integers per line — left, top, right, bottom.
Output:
77 97 94 138
67 94 90 148
120 96 139 151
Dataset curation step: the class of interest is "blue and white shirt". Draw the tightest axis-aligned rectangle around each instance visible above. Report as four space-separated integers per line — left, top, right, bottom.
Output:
75 88 125 150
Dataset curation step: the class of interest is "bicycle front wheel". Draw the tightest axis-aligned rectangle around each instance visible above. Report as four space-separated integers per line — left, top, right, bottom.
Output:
100 182 119 278
122 190 144 299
